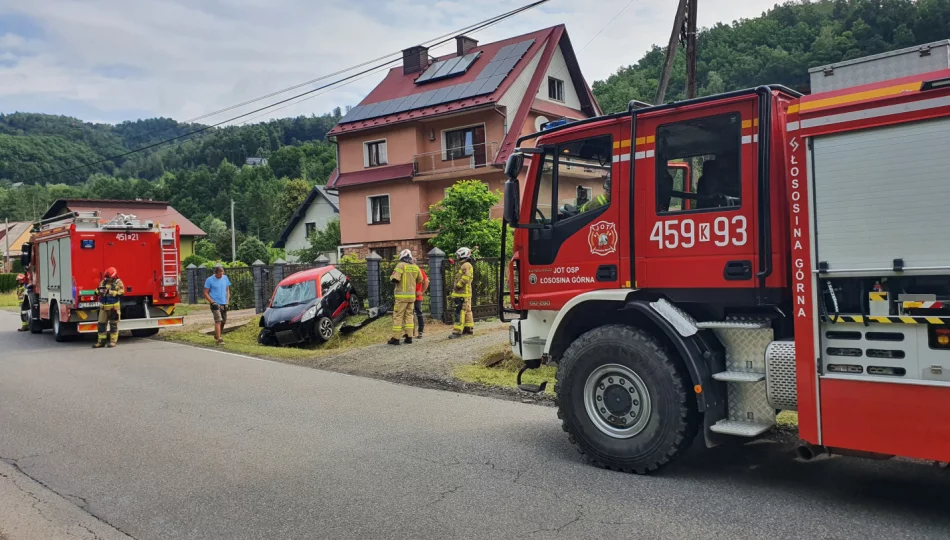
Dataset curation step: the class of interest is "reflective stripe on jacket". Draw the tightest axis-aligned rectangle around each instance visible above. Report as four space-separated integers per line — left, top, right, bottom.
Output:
452 261 473 298
98 277 125 306
391 262 422 299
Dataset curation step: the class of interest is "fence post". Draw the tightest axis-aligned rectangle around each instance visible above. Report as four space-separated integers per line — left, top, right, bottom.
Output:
366 251 382 309
272 258 286 287
197 264 209 297
252 260 266 314
314 254 330 268
186 264 198 304
427 247 445 321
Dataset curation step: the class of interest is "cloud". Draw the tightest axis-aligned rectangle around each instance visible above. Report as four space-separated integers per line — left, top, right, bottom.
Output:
0 0 778 125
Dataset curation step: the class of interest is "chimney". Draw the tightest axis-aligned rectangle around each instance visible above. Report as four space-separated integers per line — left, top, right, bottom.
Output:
402 45 429 75
456 35 478 57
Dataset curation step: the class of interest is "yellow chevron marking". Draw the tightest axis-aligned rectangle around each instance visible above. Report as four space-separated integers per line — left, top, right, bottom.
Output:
900 316 918 324
927 317 946 325
869 292 887 301
871 316 891 323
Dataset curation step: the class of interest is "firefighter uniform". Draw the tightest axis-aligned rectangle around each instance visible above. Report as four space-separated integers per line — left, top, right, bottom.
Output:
390 260 423 343
580 193 609 213
15 278 28 332
95 276 125 347
452 260 475 335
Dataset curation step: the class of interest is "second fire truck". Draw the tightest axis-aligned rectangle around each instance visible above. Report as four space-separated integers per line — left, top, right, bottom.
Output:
500 41 950 473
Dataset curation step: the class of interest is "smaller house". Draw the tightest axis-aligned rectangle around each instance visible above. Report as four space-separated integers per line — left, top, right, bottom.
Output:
246 157 268 167
0 221 32 271
41 199 206 259
274 185 340 262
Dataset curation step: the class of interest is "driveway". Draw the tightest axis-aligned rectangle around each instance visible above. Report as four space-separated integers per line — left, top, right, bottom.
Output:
1 311 948 540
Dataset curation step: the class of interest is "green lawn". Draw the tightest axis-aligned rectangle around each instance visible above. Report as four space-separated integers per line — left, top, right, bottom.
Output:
162 314 393 360
0 291 19 310
454 342 557 395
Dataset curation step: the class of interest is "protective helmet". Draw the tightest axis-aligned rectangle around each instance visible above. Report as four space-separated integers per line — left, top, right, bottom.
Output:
15 273 25 284
104 267 118 279
399 248 413 262
455 247 472 260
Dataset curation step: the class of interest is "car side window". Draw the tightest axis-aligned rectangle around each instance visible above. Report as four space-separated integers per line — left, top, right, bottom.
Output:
321 273 336 294
329 269 345 282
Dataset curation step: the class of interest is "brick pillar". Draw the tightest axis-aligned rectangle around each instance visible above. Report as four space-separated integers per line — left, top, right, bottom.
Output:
252 260 266 314
272 258 286 288
366 251 382 310
186 264 198 304
427 247 445 321
314 254 330 268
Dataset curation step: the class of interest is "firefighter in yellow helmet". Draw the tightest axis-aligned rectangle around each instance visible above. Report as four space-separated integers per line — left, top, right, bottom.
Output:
449 247 475 339
388 249 423 345
15 274 29 332
94 267 124 348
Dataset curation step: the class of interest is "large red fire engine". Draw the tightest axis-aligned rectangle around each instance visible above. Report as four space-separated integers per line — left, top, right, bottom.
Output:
20 210 185 341
499 41 950 473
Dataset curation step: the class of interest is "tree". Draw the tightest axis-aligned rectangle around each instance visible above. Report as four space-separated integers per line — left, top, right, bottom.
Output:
426 180 509 259
275 178 311 230
236 236 269 265
292 217 341 262
194 238 220 260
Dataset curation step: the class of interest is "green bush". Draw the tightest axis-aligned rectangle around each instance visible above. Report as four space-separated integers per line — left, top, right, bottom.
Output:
182 254 207 268
0 273 17 293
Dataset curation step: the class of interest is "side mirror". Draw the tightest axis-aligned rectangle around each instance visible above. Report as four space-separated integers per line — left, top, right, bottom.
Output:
503 179 521 224
504 152 524 179
20 243 31 267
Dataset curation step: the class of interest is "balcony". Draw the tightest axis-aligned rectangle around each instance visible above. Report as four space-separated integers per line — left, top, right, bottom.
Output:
413 142 499 178
416 205 504 235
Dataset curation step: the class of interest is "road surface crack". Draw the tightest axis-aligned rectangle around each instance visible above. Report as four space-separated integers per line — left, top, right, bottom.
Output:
422 484 463 508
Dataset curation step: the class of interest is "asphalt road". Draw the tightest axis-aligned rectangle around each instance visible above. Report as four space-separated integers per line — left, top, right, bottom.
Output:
1 310 949 540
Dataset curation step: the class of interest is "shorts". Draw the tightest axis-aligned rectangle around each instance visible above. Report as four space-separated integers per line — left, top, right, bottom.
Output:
211 304 229 324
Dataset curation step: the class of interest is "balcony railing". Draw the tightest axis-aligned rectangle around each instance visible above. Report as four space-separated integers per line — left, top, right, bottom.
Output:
413 142 499 177
416 205 504 235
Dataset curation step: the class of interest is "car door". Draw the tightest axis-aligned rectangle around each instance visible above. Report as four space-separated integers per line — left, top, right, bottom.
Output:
635 98 761 303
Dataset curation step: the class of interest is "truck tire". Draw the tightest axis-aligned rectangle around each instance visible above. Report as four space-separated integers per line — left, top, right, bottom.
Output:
555 324 699 474
27 297 43 335
132 329 160 338
52 304 75 342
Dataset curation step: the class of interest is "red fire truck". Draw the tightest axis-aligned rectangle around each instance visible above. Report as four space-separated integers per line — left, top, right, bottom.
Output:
499 41 950 473
20 210 185 341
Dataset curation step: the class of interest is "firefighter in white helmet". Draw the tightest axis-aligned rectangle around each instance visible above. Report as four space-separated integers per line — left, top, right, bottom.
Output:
389 249 423 345
449 247 474 339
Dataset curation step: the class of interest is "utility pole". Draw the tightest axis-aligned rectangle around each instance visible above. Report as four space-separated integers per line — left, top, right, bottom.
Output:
230 199 237 262
655 0 699 103
4 218 9 272
655 0 688 104
685 0 698 99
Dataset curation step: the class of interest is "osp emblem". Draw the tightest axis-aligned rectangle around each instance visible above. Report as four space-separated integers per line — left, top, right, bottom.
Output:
528 273 537 285
588 221 618 256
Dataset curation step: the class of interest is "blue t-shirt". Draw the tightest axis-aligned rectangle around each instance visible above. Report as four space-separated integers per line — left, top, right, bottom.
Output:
204 275 232 305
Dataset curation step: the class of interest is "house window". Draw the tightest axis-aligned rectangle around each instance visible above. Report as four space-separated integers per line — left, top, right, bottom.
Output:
305 222 317 238
548 77 564 102
367 195 390 225
443 125 487 164
364 140 387 168
375 246 397 260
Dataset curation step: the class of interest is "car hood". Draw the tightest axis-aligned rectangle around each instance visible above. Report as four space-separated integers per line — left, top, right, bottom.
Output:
262 301 320 328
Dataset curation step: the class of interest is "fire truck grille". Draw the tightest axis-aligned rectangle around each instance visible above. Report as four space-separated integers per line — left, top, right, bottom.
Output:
765 341 797 411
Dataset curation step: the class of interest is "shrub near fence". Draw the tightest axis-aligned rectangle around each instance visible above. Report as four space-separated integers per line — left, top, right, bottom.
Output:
226 267 256 310
0 273 17 293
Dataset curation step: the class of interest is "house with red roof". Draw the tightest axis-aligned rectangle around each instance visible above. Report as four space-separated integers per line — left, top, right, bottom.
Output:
326 24 600 259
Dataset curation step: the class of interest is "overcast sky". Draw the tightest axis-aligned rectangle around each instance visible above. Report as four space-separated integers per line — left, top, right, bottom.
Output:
0 0 781 125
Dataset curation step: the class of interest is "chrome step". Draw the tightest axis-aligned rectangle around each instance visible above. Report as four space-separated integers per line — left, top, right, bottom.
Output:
697 321 770 329
522 337 546 346
710 420 773 437
712 371 765 383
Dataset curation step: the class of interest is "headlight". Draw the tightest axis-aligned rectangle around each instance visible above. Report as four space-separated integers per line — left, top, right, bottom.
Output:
300 306 318 322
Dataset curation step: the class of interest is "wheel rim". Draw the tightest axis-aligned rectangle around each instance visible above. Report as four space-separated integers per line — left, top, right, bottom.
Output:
319 318 333 339
349 295 360 315
583 363 652 439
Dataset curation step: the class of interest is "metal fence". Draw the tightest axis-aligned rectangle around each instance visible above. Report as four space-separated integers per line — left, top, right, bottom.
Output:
227 267 257 310
441 257 504 323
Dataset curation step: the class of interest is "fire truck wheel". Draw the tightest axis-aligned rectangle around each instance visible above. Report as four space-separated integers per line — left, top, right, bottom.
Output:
555 324 698 474
132 329 160 338
27 297 43 335
51 304 76 342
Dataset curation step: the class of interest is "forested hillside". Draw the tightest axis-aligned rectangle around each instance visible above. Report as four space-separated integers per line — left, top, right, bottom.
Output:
593 0 950 113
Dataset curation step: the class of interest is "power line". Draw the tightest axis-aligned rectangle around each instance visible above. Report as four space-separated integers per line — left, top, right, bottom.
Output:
24 0 550 184
122 1 550 145
549 0 635 83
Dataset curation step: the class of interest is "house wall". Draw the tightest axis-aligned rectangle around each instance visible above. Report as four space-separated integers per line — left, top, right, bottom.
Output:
283 195 339 262
337 125 420 173
536 44 582 110
417 109 506 164
338 179 420 245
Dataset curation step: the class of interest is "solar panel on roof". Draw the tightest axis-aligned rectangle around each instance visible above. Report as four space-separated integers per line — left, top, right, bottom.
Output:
432 57 463 79
415 51 481 84
447 52 480 76
443 82 470 102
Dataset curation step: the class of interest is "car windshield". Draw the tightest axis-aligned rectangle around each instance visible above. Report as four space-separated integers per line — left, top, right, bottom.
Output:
271 280 318 308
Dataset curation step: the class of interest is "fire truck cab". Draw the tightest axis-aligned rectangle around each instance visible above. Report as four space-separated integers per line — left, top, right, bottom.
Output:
500 41 950 473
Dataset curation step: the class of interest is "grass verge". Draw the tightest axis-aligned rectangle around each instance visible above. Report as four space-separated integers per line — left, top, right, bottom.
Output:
162 314 396 360
0 291 18 310
454 342 556 395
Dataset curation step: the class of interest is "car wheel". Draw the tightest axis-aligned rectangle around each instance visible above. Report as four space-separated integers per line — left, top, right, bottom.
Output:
315 316 334 343
348 293 361 316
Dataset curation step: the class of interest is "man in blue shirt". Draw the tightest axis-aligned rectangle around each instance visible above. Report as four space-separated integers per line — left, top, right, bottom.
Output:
203 264 231 345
